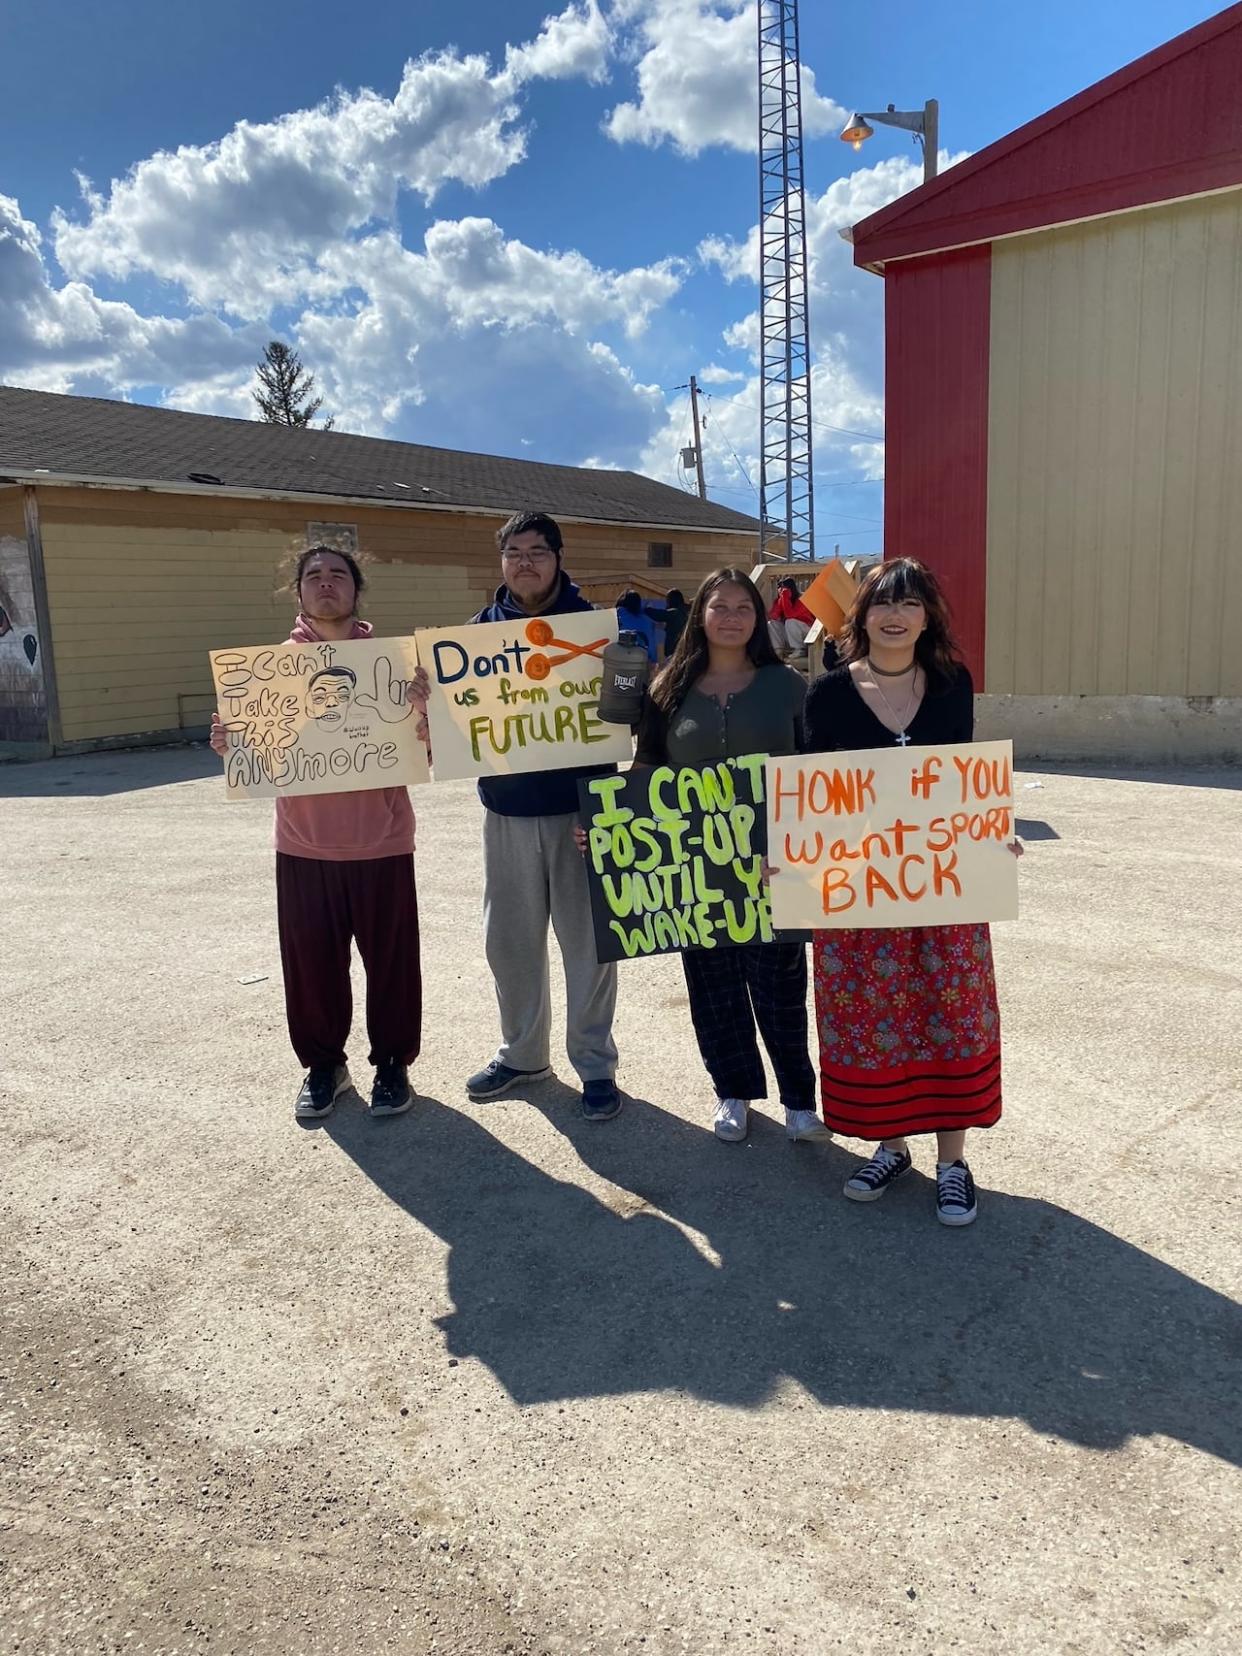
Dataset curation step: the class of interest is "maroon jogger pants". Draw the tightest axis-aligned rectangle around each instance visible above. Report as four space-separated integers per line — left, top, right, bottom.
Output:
275 852 421 1070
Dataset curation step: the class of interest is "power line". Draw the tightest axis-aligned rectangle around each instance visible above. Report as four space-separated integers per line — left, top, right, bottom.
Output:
704 386 884 446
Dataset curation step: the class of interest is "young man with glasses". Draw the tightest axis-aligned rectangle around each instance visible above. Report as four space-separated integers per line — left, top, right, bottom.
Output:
462 511 622 1121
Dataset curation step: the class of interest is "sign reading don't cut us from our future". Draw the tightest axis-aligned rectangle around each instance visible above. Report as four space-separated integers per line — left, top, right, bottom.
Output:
417 610 634 782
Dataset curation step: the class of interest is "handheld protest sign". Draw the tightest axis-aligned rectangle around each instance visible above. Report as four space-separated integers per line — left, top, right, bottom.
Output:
417 610 633 782
579 756 774 963
766 740 1018 930
209 636 429 800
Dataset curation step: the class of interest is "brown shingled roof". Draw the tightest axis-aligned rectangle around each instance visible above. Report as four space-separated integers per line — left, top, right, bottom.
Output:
0 384 761 535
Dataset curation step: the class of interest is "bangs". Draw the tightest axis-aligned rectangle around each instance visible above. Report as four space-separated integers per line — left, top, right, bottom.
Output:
865 558 931 607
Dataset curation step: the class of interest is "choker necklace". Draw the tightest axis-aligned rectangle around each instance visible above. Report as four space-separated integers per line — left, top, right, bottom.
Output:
867 657 917 678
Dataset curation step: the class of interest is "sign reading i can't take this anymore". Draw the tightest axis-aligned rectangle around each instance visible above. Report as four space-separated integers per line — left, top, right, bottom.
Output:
209 636 430 800
417 610 633 782
579 756 773 962
765 740 1018 930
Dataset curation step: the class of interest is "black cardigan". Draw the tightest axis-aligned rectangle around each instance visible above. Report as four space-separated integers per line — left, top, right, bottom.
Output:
803 664 974 753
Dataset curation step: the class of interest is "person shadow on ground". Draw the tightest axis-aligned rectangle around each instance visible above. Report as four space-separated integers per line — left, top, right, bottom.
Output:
324 1087 1240 1467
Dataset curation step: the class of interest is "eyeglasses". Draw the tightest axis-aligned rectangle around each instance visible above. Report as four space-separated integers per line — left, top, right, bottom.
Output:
502 547 556 564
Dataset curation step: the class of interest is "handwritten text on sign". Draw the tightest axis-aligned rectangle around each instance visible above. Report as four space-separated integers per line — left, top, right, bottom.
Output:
417 610 632 781
580 756 773 962
766 741 1017 930
209 636 429 800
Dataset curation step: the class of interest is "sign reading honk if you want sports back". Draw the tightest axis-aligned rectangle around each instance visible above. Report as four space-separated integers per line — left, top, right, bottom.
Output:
417 610 633 781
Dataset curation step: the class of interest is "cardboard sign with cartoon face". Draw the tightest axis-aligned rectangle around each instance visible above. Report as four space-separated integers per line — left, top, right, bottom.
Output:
209 636 430 800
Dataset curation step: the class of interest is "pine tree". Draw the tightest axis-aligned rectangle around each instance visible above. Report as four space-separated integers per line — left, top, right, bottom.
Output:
252 341 334 429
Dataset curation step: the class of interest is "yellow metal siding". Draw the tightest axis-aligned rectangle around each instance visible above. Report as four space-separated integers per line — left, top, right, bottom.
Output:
986 192 1242 697
36 489 747 744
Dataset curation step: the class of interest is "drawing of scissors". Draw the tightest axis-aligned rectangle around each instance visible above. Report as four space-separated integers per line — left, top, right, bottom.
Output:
523 618 609 681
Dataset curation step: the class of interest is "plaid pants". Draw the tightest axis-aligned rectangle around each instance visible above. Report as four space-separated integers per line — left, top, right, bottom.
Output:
681 940 816 1107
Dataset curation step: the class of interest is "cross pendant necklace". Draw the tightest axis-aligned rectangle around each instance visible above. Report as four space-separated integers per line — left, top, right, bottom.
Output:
868 665 920 745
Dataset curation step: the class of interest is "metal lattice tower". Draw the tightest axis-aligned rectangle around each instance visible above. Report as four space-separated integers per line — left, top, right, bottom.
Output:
758 0 814 560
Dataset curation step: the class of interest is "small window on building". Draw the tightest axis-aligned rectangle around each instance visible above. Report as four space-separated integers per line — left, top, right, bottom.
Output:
647 541 673 568
307 522 358 552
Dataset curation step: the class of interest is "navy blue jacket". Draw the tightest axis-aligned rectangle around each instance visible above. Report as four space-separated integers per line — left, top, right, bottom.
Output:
469 571 617 816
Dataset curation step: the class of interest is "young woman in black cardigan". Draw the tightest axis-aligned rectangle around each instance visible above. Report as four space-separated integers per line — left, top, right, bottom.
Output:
802 558 1019 1226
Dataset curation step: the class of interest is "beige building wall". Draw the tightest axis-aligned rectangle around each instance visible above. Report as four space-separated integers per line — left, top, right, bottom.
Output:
985 190 1242 698
34 486 751 746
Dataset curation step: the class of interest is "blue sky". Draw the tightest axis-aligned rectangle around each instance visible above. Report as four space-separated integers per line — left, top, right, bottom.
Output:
0 0 1220 547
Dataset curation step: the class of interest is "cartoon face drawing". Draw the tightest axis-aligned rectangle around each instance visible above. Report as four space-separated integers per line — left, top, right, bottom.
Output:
306 665 357 729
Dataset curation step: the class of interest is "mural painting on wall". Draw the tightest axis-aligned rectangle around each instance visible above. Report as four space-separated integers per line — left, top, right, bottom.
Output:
0 535 48 745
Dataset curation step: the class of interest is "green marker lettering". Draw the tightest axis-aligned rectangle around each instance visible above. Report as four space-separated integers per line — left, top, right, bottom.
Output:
609 916 657 957
586 774 633 829
732 857 764 899
702 813 736 867
728 803 756 859
601 873 634 916
720 897 760 944
731 753 767 805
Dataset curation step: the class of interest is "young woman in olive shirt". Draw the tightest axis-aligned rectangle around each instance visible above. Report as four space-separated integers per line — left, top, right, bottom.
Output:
634 569 826 1146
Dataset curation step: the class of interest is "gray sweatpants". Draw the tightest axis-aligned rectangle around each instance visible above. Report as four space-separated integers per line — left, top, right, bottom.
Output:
482 810 619 1083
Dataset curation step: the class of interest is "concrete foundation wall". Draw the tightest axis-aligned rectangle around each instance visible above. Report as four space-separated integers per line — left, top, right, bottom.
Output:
976 693 1242 764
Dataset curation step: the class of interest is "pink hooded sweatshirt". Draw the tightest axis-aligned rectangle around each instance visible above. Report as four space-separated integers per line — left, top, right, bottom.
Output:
274 615 416 862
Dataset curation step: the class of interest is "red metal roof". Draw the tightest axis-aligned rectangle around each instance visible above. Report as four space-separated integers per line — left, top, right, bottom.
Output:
852 3 1242 268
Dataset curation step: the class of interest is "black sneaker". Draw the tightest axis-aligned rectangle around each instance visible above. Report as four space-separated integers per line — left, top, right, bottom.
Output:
581 1079 622 1122
371 1059 413 1117
294 1064 351 1120
465 1060 552 1101
936 1159 978 1227
842 1144 913 1202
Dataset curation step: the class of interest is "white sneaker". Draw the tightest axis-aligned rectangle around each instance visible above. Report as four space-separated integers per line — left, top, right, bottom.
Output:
785 1108 832 1142
713 1098 749 1142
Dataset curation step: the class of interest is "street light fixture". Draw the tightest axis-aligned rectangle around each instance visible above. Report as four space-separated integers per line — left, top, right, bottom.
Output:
840 99 940 184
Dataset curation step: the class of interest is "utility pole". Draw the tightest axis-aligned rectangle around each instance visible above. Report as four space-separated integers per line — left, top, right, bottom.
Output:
688 376 707 500
676 378 709 499
758 0 814 561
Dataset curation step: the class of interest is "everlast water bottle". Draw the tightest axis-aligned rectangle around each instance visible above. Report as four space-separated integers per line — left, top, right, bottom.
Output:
597 631 651 725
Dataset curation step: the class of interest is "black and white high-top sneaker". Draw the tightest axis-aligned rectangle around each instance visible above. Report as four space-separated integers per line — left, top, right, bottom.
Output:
936 1159 978 1226
842 1145 912 1202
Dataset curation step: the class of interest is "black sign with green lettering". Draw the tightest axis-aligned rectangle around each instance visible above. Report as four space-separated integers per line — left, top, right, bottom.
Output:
578 755 773 962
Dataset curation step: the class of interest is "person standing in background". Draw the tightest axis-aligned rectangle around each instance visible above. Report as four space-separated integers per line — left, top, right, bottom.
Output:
617 589 659 662
658 587 689 659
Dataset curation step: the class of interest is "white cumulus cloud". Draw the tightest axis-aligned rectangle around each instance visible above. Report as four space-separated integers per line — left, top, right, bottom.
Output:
50 3 617 315
0 193 263 398
507 1 613 83
604 0 845 155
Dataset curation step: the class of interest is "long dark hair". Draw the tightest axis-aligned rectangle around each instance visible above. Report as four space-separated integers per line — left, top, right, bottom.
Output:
837 556 962 686
650 567 778 714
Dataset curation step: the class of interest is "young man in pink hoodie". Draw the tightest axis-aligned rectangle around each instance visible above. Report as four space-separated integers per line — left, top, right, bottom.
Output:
210 546 422 1122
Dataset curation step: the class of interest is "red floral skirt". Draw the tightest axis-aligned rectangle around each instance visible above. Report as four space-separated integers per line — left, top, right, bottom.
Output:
812 923 1002 1139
